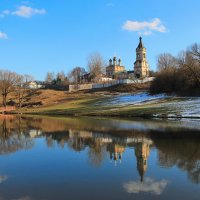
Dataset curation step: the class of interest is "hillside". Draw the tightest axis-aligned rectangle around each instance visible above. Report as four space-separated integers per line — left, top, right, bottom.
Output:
1 83 150 109
4 82 199 119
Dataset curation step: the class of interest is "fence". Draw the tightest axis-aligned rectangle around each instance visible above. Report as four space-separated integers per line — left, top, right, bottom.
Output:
69 77 154 92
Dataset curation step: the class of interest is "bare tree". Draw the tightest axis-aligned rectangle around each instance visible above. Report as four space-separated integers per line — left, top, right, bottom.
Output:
15 74 34 108
180 51 200 86
87 53 105 81
0 70 21 107
151 43 200 96
69 67 86 83
57 71 66 82
56 71 68 84
157 53 178 71
45 72 55 83
190 43 200 63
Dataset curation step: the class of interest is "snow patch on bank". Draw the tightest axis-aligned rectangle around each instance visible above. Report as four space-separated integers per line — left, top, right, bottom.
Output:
95 92 200 118
95 92 166 107
157 98 200 118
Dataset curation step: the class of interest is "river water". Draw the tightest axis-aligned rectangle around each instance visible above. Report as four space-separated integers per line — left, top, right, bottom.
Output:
0 116 200 200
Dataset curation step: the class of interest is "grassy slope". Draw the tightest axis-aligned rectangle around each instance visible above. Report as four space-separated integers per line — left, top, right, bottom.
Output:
18 95 175 118
4 84 195 118
3 83 151 117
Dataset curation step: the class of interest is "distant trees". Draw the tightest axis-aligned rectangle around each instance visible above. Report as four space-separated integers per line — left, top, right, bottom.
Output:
0 70 35 108
190 43 200 63
44 53 105 86
56 71 69 85
69 67 86 84
157 53 178 70
184 44 200 86
45 71 69 89
0 70 21 107
150 43 200 96
87 53 106 81
15 74 33 108
56 71 66 83
45 72 55 84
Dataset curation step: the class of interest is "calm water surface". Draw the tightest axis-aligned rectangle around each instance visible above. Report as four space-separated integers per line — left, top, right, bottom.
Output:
0 116 200 200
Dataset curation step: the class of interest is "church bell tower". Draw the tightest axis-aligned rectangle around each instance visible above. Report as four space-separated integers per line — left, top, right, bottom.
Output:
134 37 149 78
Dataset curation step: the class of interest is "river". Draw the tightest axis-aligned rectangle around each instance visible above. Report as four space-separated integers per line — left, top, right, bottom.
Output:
0 116 200 200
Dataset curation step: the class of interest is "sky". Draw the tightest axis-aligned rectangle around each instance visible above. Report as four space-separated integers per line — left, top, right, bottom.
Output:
0 0 200 80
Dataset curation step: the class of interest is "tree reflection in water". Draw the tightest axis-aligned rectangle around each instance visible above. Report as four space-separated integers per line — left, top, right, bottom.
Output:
0 117 34 155
154 138 200 184
0 116 200 184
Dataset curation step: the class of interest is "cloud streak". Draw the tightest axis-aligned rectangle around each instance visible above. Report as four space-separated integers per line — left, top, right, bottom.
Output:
122 18 167 35
0 10 10 18
0 6 46 19
0 31 8 39
123 178 168 195
12 6 46 18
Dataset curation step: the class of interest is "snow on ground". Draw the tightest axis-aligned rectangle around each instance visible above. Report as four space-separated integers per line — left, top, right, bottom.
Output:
157 97 200 118
95 92 200 118
95 92 166 107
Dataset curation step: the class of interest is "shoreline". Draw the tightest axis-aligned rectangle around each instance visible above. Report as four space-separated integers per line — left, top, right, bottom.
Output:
6 110 200 120
2 90 200 120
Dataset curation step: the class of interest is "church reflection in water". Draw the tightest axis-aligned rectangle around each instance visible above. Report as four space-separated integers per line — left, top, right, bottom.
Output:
1 116 200 184
51 128 153 182
135 139 151 182
0 117 152 182
107 137 152 182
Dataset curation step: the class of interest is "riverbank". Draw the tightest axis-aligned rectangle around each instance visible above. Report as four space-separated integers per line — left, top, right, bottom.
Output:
1 115 200 200
10 92 200 119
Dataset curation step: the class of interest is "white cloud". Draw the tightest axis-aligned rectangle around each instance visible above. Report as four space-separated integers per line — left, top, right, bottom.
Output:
0 31 8 39
0 10 10 18
0 175 8 183
12 6 46 18
2 10 10 15
123 178 168 195
122 18 167 35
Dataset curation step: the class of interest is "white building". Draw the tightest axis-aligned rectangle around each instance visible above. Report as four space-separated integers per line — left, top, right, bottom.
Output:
28 81 45 89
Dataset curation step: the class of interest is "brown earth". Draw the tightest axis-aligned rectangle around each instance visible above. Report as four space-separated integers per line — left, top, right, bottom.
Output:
1 83 150 109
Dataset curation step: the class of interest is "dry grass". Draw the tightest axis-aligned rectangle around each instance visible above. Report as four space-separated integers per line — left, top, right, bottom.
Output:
0 89 101 108
0 84 164 118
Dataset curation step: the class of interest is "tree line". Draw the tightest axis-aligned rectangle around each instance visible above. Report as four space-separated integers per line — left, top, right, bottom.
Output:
150 43 200 96
0 71 33 108
45 52 105 85
0 53 106 107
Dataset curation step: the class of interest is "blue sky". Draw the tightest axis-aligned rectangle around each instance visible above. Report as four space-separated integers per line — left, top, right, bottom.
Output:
0 0 200 80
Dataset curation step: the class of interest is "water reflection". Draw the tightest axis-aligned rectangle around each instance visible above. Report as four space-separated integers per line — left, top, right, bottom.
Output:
0 175 7 184
0 117 33 155
46 128 154 179
0 116 200 184
155 138 200 184
0 116 200 199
